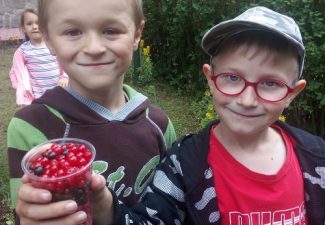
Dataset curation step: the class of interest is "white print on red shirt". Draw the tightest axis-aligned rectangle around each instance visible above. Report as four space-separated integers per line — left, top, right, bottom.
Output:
229 203 306 225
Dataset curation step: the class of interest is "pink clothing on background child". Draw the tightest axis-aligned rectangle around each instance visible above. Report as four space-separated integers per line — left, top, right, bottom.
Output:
10 41 67 105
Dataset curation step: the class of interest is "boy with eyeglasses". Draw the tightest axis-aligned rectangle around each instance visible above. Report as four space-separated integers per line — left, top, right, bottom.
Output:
16 6 325 225
93 6 324 225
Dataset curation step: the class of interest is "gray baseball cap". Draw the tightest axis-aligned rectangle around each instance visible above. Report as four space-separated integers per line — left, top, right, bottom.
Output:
201 6 305 77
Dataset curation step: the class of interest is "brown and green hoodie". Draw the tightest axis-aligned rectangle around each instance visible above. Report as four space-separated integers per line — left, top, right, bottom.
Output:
7 84 176 210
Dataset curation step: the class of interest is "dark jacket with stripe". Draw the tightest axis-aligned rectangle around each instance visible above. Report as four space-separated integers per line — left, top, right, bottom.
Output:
111 120 325 225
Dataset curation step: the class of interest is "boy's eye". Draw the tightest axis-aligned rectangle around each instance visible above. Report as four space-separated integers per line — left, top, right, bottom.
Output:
64 29 82 36
103 29 119 35
224 74 241 82
259 80 284 88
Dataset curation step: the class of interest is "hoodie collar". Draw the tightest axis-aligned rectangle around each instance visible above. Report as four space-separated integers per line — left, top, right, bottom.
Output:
34 85 149 124
65 85 148 121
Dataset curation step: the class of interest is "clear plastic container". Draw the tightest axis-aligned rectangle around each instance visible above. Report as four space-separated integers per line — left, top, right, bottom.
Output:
21 138 96 225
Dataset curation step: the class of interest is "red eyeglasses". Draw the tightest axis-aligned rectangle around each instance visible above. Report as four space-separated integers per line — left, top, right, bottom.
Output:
211 73 294 102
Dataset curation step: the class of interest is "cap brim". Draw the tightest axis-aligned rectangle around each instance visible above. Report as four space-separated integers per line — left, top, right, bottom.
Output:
201 20 304 57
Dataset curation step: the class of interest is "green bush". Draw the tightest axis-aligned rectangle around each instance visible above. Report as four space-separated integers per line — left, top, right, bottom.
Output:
125 40 157 100
190 90 218 127
142 0 325 137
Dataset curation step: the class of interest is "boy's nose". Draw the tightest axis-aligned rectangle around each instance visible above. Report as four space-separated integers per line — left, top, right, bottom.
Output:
83 34 106 55
236 86 258 107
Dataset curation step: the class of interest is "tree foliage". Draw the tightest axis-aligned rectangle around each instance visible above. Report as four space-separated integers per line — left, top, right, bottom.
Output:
142 0 325 137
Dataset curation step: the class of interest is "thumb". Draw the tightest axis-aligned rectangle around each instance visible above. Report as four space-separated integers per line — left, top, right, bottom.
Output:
21 174 31 183
91 174 106 192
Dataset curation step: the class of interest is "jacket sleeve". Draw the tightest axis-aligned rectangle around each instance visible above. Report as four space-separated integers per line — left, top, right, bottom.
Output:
11 47 34 105
7 114 48 208
147 104 177 150
111 144 187 224
9 66 18 89
164 119 177 149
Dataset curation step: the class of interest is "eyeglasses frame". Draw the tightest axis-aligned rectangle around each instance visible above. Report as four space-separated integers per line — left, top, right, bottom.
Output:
210 72 295 103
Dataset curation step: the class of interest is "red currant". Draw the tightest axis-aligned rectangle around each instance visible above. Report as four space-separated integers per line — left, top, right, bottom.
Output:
28 141 93 198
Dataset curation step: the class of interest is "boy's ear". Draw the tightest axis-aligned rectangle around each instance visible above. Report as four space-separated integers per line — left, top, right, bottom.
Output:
202 64 212 80
284 79 306 108
133 20 145 51
202 64 214 93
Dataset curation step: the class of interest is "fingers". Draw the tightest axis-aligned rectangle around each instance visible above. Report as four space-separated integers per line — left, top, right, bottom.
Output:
57 77 69 88
16 184 80 220
18 183 52 203
21 174 30 183
17 199 80 220
16 183 88 225
58 81 68 88
25 90 34 99
19 210 88 225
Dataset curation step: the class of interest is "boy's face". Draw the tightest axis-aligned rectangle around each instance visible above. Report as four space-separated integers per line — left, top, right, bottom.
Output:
203 44 306 137
44 0 144 97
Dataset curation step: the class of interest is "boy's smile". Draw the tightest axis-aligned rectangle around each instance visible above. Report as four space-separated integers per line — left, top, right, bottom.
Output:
203 43 305 138
77 62 114 67
226 108 263 119
76 61 115 70
44 0 144 107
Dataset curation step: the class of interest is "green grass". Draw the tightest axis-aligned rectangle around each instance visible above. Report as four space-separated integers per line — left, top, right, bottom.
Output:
0 46 200 223
0 46 18 224
135 83 200 138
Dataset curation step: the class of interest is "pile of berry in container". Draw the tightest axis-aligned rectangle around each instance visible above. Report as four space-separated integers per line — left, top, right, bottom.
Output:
21 138 96 225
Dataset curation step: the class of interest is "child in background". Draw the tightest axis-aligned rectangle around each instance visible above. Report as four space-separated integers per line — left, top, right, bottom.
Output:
7 0 176 224
9 8 69 105
24 6 324 225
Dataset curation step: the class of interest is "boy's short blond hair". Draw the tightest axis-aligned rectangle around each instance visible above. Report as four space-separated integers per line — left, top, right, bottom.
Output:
37 0 144 34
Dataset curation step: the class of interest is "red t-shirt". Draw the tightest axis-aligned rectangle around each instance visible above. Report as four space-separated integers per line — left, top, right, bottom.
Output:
208 125 307 225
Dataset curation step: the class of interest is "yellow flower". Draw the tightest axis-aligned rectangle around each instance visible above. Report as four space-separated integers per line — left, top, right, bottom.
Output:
206 112 213 120
208 104 214 111
143 47 150 56
279 115 286 122
140 39 144 48
204 90 211 97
